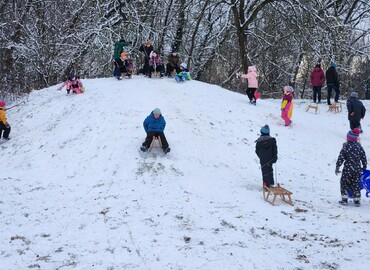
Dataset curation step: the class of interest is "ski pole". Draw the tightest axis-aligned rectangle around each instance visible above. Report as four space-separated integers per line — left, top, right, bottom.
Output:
5 101 25 110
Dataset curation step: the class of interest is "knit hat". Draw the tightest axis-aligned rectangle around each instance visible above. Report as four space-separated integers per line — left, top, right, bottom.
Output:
153 108 161 115
284 86 294 93
350 92 358 98
260 124 270 135
0 100 5 107
347 129 359 141
180 63 187 69
330 62 337 68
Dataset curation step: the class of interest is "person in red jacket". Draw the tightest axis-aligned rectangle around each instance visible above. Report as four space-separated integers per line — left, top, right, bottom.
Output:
310 64 325 103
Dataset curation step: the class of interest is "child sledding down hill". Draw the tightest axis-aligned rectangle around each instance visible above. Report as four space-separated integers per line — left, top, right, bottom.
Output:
57 74 84 94
281 86 294 126
175 63 191 82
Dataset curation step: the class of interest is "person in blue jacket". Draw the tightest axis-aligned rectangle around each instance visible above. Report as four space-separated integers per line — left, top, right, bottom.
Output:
140 108 170 154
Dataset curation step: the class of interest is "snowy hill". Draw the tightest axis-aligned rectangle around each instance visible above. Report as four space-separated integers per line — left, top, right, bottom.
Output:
1 76 370 270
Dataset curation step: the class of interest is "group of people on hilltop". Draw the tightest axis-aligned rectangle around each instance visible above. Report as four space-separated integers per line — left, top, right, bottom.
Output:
113 38 190 81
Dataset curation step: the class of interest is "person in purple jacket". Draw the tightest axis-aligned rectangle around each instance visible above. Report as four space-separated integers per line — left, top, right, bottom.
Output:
140 108 170 154
310 64 325 103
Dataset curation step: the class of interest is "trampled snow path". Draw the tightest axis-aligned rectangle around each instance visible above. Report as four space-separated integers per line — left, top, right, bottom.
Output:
0 76 369 269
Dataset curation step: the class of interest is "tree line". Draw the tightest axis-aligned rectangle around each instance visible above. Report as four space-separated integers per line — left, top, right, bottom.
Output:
1 0 369 100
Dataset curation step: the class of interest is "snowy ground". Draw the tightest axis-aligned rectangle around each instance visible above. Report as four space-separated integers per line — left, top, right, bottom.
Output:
1 76 369 270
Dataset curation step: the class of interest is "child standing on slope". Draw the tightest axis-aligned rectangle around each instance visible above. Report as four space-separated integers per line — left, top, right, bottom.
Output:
336 128 367 206
0 100 11 140
281 86 294 126
255 125 278 188
241 65 258 105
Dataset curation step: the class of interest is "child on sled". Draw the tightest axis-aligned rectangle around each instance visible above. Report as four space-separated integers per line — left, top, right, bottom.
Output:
113 52 134 79
57 74 84 94
175 63 191 82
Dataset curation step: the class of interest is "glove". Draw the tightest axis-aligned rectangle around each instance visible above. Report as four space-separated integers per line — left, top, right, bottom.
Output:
335 166 341 175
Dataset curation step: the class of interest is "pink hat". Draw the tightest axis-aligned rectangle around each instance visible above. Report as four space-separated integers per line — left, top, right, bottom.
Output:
0 100 6 107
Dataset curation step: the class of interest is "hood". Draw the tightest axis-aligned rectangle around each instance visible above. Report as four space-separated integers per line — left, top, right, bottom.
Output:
256 135 274 147
248 66 256 73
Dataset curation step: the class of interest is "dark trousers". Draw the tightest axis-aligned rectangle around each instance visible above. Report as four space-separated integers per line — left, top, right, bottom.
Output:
142 131 169 149
349 119 361 130
166 64 180 76
143 57 150 76
246 87 257 102
312 86 322 103
340 168 361 201
327 84 339 105
261 162 274 187
0 122 11 139
149 65 165 77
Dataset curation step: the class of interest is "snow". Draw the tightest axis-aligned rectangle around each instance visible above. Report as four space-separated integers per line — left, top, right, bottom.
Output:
1 76 370 270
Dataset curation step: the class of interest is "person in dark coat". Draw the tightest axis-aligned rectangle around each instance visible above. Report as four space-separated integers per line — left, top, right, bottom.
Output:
165 50 181 77
336 128 367 206
139 40 154 76
255 125 278 188
310 64 325 103
326 62 340 105
346 91 366 132
140 108 170 154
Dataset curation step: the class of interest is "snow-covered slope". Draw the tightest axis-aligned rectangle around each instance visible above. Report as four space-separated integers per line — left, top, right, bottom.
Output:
1 76 369 269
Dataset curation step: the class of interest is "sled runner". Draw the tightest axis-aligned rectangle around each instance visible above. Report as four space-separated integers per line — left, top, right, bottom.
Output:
263 183 294 206
327 102 342 113
149 136 162 151
306 103 319 114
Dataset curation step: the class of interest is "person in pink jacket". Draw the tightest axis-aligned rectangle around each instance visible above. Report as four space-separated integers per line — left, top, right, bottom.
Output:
281 86 294 126
241 66 258 105
57 74 84 94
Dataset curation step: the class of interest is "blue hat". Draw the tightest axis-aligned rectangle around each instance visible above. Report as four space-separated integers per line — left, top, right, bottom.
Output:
153 108 161 115
261 124 270 135
330 62 337 68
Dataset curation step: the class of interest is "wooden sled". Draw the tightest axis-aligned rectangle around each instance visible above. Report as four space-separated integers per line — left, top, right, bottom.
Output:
327 102 342 113
263 184 294 206
305 103 319 114
149 136 162 151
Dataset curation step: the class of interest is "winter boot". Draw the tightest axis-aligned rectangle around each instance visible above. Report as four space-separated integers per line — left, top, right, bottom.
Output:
339 198 348 205
163 147 171 154
140 145 148 152
354 200 361 207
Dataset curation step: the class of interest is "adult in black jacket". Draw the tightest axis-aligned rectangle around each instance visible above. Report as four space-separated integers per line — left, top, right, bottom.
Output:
255 125 278 188
139 40 154 76
326 62 340 105
347 92 366 131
